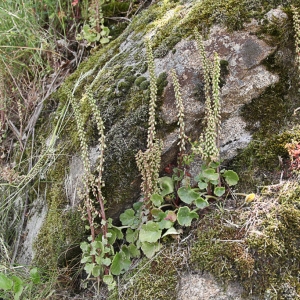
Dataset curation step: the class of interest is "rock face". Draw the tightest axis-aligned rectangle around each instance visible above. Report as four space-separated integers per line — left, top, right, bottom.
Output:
17 1 300 297
158 25 278 161
177 272 258 300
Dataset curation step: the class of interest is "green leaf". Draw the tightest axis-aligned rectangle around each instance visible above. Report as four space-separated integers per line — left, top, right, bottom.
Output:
178 187 200 204
139 221 162 243
202 168 219 181
128 244 140 258
92 265 101 277
120 209 136 226
91 241 104 255
11 275 23 300
110 254 122 275
151 208 163 218
209 161 220 168
195 197 209 209
162 227 180 238
141 242 162 258
133 202 143 211
150 193 164 207
158 176 174 197
223 170 239 186
126 228 138 243
0 273 13 290
103 275 114 285
177 206 199 226
121 245 130 259
158 218 174 230
100 37 110 44
101 257 112 266
110 252 131 275
214 187 225 197
107 229 116 245
115 227 124 239
81 255 92 264
80 241 90 253
198 181 208 190
84 263 94 276
29 268 40 284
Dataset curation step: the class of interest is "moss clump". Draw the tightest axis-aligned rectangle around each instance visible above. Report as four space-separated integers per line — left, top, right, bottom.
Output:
109 247 182 300
134 76 147 87
140 80 150 90
190 210 254 283
231 127 300 193
33 154 85 271
157 72 168 97
190 178 300 298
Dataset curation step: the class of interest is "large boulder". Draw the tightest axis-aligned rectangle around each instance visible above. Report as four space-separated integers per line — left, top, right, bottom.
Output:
16 2 300 298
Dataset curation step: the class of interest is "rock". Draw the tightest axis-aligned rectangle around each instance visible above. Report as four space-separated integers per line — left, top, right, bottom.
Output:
18 2 297 281
160 25 277 162
17 197 47 265
177 272 258 300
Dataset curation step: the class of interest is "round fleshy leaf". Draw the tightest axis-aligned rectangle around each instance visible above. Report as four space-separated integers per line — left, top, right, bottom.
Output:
151 193 164 207
100 37 110 44
0 273 13 290
120 209 136 226
165 210 177 222
178 187 201 204
223 170 239 186
202 168 219 181
111 252 131 275
162 227 180 238
195 197 209 209
214 187 225 197
141 242 162 258
159 176 174 197
198 181 208 190
139 221 162 243
126 228 138 243
177 206 199 226
12 275 23 300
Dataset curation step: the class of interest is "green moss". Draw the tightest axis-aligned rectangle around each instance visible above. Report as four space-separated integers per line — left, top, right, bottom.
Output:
156 72 168 97
190 211 255 283
33 183 84 270
109 247 181 300
230 127 300 193
139 80 150 90
33 155 85 270
134 76 146 86
190 184 300 298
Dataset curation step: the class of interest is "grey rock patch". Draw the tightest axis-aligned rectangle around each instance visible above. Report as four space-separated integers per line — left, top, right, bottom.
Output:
265 7 288 22
65 155 84 208
220 116 252 160
17 197 47 265
177 272 258 300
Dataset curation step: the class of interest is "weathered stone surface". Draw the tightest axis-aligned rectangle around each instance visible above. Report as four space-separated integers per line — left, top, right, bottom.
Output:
159 25 278 161
17 198 47 265
177 272 258 300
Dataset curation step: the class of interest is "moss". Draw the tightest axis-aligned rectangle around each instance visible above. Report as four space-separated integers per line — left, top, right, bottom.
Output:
139 80 150 90
190 210 254 283
190 177 300 298
230 127 300 193
33 155 85 271
156 72 168 97
109 247 181 300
